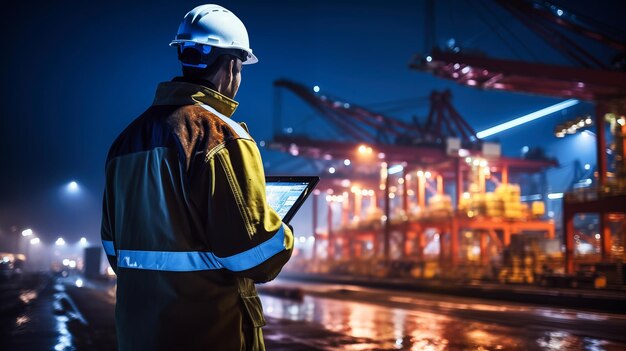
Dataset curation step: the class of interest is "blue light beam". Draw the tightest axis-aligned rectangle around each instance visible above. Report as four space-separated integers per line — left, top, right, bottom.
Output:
476 99 579 139
388 165 404 175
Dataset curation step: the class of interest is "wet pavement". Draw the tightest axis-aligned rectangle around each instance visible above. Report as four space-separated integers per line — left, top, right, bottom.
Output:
0 273 76 351
260 283 626 350
277 272 626 314
2 273 626 350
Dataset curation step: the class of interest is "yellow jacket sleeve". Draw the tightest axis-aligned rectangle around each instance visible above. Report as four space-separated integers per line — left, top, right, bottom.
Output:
208 137 293 283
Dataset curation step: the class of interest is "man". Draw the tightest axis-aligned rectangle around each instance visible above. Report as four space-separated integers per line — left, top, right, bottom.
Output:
101 4 293 350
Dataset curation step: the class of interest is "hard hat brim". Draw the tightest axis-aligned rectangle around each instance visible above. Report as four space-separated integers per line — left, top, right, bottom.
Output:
170 40 258 65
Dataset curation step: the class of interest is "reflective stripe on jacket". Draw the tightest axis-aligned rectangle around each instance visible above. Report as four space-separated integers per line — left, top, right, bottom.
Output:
101 79 293 351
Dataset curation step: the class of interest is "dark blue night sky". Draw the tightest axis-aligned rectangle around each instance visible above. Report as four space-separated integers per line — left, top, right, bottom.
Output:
1 0 624 243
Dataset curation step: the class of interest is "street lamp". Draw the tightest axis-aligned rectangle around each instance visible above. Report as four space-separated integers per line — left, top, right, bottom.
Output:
55 237 66 246
67 181 79 193
79 237 88 246
15 228 35 255
30 237 40 245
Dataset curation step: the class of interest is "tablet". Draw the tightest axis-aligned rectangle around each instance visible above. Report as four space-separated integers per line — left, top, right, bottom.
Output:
265 176 320 224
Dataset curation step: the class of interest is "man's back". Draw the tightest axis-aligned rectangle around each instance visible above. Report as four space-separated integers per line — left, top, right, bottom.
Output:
102 81 292 350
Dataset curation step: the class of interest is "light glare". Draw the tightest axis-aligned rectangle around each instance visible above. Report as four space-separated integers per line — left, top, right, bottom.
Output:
388 165 404 175
476 99 579 139
67 181 79 193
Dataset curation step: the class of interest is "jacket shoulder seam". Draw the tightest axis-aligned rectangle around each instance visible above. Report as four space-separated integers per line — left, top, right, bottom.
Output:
205 142 226 162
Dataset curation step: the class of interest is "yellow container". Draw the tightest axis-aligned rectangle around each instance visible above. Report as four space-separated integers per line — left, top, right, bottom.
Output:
531 201 545 217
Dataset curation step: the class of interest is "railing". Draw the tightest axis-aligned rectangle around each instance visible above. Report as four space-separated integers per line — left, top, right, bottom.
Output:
564 183 626 203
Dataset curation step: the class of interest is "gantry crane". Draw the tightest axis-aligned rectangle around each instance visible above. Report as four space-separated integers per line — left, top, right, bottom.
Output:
410 0 626 274
269 79 556 267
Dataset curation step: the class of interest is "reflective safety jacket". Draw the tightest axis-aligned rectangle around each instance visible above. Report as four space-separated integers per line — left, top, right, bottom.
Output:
101 79 293 351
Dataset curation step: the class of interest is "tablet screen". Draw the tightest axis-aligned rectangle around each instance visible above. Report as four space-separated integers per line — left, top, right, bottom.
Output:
266 181 309 220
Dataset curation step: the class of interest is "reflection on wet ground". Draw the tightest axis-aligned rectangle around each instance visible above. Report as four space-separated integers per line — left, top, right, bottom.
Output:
53 314 74 351
0 274 67 351
260 294 626 351
3 274 626 351
1 274 95 351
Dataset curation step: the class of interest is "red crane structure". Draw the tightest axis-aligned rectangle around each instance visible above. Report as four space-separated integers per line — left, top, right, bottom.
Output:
410 0 626 274
269 79 556 272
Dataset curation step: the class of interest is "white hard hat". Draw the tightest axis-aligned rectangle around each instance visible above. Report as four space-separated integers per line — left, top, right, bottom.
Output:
170 4 258 65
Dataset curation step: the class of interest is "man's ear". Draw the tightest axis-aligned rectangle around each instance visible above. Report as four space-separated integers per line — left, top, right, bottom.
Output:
227 58 235 84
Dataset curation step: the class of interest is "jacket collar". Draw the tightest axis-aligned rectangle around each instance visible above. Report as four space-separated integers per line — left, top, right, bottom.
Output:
152 78 238 117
